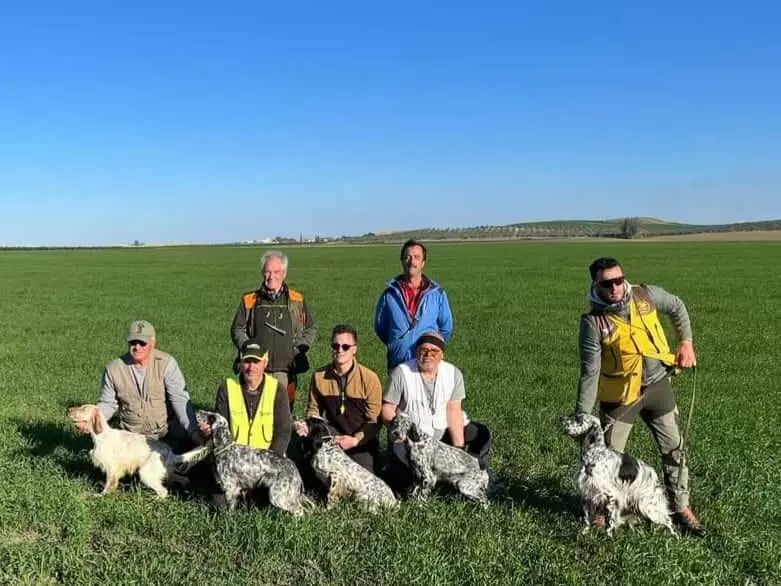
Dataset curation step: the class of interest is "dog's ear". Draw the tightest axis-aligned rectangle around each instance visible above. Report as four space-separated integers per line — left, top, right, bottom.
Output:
307 419 330 442
92 408 104 434
407 422 421 442
311 435 325 452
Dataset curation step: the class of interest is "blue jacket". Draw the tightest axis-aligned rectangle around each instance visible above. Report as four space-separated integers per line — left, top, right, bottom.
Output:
374 276 454 369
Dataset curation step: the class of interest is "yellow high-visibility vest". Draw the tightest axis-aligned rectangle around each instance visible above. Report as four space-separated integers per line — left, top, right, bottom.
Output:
597 289 677 405
226 375 278 449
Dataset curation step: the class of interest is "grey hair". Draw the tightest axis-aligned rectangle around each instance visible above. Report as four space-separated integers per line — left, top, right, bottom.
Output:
261 250 289 272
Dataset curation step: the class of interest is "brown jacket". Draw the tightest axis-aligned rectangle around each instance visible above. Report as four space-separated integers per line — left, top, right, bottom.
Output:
305 361 382 444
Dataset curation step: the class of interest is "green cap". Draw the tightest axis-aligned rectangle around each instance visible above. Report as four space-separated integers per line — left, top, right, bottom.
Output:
127 320 156 343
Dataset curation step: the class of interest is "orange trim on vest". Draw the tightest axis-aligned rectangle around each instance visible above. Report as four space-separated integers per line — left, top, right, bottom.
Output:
243 292 258 310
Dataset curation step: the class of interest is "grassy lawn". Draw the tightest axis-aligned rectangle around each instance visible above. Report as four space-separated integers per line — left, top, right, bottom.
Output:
1 241 779 585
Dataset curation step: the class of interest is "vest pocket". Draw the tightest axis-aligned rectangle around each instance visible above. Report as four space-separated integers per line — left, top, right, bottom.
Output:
599 372 631 404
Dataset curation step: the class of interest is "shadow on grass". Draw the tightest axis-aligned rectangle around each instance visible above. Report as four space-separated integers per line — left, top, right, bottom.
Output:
11 416 226 505
12 417 98 480
492 471 581 519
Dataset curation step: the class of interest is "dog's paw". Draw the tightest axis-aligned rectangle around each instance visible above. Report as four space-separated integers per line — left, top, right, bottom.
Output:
412 490 431 503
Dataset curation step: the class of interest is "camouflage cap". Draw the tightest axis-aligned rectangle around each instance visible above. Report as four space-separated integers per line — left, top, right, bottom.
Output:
127 320 156 343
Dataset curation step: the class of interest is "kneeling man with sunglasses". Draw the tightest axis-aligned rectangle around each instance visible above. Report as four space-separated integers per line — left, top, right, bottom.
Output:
573 257 705 536
77 320 204 451
381 331 492 496
295 324 383 472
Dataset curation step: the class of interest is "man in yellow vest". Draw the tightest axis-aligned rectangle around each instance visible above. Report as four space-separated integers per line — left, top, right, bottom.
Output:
213 338 291 456
573 257 705 536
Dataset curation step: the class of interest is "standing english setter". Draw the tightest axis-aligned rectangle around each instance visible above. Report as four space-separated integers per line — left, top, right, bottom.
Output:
67 404 209 498
196 410 312 516
561 413 677 536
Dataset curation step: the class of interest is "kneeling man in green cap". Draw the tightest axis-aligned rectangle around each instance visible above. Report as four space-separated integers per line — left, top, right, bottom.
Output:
76 320 204 451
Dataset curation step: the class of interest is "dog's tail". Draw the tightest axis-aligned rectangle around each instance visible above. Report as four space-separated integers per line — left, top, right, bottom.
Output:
302 493 317 509
173 442 214 472
300 492 317 512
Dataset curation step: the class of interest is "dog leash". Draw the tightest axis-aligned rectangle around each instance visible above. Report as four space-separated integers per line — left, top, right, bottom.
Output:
677 365 697 490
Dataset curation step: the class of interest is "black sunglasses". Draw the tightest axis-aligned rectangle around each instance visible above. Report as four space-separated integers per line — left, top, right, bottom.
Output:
598 276 626 289
128 340 148 347
331 343 355 352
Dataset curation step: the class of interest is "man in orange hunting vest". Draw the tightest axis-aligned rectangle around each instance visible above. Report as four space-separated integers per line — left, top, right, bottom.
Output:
230 250 317 410
573 257 705 537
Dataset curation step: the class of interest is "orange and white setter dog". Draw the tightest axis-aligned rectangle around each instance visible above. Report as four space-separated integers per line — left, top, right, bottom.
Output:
67 404 209 498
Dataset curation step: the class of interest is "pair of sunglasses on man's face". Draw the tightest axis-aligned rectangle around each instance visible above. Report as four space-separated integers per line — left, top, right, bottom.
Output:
331 343 355 352
417 347 442 357
129 340 148 347
597 276 626 289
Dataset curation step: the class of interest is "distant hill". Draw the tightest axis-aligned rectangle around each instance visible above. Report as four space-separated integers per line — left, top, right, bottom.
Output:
342 218 781 243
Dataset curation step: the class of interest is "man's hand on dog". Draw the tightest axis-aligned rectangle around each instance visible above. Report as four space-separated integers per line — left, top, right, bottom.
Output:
335 435 358 450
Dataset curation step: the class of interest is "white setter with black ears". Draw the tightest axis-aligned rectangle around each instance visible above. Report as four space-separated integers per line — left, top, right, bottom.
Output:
561 413 677 536
68 404 208 498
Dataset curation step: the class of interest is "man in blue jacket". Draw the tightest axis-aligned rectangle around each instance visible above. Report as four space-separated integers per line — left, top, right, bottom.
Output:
374 239 454 371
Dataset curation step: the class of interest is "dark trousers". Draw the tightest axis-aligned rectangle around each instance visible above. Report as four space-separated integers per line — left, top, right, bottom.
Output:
160 415 198 454
343 441 378 473
158 428 219 500
385 421 492 496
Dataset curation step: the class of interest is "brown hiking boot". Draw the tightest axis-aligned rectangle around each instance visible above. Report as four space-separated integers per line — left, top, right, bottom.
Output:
673 506 706 537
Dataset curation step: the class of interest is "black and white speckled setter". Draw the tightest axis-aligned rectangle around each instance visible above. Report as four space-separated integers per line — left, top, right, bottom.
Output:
561 413 677 536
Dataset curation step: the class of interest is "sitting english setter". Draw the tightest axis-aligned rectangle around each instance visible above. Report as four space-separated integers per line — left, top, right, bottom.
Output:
560 413 677 536
388 411 489 505
67 404 209 498
196 410 312 516
302 418 397 513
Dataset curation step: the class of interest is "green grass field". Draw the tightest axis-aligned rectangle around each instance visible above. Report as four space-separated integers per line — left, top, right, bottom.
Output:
1 241 779 585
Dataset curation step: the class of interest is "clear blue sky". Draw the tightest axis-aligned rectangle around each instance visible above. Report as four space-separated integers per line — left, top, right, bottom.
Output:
1 1 779 246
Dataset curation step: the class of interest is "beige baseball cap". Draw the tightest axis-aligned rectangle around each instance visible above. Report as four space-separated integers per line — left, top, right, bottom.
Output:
127 320 156 343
